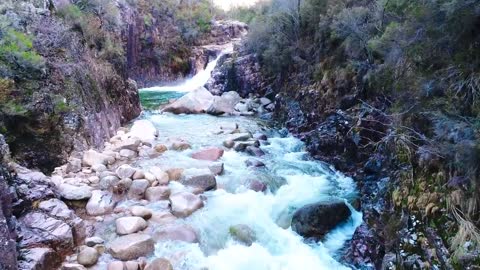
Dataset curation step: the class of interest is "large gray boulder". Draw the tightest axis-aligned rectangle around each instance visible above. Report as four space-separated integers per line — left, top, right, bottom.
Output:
169 192 204 217
291 200 351 240
163 87 214 114
207 91 242 115
107 233 154 260
180 168 216 192
115 217 148 235
57 184 92 201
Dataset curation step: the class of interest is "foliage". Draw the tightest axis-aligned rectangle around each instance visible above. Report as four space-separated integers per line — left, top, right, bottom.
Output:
245 0 480 264
0 28 45 80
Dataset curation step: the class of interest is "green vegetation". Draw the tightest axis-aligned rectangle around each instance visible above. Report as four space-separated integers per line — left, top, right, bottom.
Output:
242 0 480 267
0 28 45 80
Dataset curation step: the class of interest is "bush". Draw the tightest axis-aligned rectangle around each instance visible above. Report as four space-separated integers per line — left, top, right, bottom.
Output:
0 28 45 80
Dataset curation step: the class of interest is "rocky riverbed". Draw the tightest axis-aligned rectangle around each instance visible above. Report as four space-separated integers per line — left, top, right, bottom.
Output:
2 81 365 269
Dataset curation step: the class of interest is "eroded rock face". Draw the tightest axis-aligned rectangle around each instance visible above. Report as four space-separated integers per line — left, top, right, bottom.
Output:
18 211 74 251
18 247 61 270
291 200 351 240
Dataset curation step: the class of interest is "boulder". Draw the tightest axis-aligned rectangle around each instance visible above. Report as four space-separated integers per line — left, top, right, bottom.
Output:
38 198 74 219
91 164 107 173
227 133 252 142
246 146 265 156
229 224 256 246
130 206 153 219
112 138 141 152
82 150 112 166
77 246 99 267
144 172 157 183
223 139 235 148
169 140 191 151
66 158 82 173
180 168 216 192
169 192 204 217
119 149 137 159
154 144 168 153
206 91 242 115
149 167 169 185
249 180 267 192
163 87 214 114
132 170 145 180
18 248 61 270
153 224 198 243
245 159 265 168
208 162 224 175
19 212 73 250
116 217 148 235
291 200 351 240
128 120 158 143
116 164 137 179
86 190 115 216
58 184 92 200
128 180 150 200
166 168 184 180
108 233 154 260
150 211 177 225
99 175 120 190
145 258 174 270
145 186 171 202
85 236 104 247
191 147 224 161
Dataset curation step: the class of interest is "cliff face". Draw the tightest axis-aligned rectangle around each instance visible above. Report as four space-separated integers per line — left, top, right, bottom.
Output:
0 0 143 172
210 39 479 268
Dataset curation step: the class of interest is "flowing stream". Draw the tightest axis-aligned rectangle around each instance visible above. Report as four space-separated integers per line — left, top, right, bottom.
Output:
137 50 362 270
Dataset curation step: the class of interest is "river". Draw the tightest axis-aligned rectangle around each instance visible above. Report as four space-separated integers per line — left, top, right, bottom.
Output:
135 51 363 269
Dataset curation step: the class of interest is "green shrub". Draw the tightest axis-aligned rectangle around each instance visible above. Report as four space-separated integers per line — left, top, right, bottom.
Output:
0 28 45 79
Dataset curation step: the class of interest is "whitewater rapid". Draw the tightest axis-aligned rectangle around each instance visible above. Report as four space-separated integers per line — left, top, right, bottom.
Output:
136 48 362 270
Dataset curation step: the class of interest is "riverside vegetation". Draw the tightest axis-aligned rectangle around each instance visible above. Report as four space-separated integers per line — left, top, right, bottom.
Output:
221 0 480 269
0 0 479 269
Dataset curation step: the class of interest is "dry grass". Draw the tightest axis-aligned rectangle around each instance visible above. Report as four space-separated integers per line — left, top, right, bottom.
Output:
447 193 480 258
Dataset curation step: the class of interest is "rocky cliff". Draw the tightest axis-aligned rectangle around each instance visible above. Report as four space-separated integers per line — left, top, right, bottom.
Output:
208 38 480 269
0 0 142 173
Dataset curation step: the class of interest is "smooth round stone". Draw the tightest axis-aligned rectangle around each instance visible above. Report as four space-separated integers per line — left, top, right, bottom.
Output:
145 258 174 270
77 246 99 267
85 236 104 247
145 186 171 202
116 217 148 235
130 205 153 219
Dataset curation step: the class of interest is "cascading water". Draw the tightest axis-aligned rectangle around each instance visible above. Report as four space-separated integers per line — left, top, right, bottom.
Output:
133 48 362 269
141 45 233 93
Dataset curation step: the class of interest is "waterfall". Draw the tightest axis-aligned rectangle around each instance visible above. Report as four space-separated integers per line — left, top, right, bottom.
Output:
140 45 232 93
